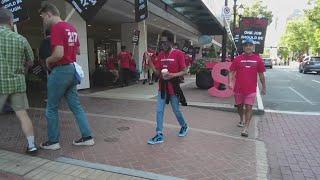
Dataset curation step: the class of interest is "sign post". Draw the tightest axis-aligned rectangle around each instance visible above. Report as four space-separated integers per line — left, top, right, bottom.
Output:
135 0 148 22
66 0 108 21
238 17 269 54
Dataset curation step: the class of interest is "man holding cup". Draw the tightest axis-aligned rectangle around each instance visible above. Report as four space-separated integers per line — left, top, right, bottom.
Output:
147 30 189 145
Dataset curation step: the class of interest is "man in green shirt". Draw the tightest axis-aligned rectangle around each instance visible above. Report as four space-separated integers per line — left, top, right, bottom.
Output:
0 8 37 155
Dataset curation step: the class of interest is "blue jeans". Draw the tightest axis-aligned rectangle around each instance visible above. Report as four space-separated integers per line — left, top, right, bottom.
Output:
46 64 92 142
156 92 187 133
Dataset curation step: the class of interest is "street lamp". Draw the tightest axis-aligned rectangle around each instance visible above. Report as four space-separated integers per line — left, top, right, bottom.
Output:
231 1 245 59
237 4 244 51
231 0 238 60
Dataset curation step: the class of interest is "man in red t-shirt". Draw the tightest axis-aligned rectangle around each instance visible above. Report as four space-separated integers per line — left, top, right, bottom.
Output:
106 54 119 83
147 30 189 145
143 48 157 85
118 46 132 86
39 3 94 150
229 38 266 137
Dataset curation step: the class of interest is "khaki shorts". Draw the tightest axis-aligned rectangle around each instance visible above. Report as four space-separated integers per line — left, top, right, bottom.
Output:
0 93 29 111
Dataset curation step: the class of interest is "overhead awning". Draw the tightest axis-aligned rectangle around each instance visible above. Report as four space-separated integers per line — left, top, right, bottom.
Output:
161 0 225 35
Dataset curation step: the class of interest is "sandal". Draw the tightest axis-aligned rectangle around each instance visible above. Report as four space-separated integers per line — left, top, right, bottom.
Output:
241 129 249 137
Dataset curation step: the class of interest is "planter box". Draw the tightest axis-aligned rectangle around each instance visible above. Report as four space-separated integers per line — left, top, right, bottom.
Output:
196 70 214 89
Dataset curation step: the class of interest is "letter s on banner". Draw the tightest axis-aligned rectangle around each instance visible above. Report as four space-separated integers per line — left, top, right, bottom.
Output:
208 62 234 98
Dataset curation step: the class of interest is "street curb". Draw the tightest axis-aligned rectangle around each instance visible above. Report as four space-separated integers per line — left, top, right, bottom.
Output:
256 86 265 115
188 102 263 115
56 157 184 180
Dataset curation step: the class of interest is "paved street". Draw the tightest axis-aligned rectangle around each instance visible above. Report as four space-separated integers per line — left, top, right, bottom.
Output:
1 75 320 180
263 64 320 112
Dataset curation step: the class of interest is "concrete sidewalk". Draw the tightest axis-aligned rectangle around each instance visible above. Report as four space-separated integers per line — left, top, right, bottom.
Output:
0 96 267 180
80 77 262 114
0 149 146 180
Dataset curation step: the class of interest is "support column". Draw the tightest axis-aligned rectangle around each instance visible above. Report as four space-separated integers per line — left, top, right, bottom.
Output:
121 21 147 80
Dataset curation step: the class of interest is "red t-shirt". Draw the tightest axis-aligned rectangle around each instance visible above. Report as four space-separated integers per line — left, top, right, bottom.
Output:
118 51 131 69
129 59 136 72
51 21 80 66
185 54 192 67
230 53 266 94
143 49 157 66
155 49 186 95
106 58 115 70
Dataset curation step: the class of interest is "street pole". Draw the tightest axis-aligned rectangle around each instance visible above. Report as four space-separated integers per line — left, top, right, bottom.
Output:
231 0 237 60
221 0 228 62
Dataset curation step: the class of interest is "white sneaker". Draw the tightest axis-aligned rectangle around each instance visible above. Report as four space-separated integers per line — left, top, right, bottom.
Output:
40 141 61 150
237 122 245 127
73 137 95 146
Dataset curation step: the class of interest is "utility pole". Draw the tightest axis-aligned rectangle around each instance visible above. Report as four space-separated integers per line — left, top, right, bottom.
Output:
221 0 228 62
231 0 237 60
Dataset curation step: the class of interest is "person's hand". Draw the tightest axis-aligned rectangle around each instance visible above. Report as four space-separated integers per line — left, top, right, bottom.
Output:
46 59 51 70
228 81 234 89
164 73 176 80
261 87 266 95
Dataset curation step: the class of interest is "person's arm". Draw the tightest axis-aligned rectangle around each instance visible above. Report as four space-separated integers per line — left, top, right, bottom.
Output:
228 71 235 89
46 46 64 68
148 57 160 76
259 73 266 95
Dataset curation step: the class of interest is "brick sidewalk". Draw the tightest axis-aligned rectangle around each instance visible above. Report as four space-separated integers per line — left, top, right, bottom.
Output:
258 112 320 180
0 97 262 180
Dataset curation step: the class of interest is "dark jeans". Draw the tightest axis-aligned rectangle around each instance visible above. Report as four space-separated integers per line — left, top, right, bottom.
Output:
121 68 130 86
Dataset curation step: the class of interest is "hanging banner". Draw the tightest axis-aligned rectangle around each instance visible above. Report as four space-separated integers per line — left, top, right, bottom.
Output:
0 0 29 23
66 0 108 21
132 29 140 45
135 0 148 22
238 17 268 54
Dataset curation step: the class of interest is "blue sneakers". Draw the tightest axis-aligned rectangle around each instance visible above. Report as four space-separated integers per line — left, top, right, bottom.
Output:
148 133 164 145
178 125 189 137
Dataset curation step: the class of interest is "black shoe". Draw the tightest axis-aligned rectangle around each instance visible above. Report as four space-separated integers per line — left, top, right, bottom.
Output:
143 80 146 84
73 136 95 146
26 146 38 155
40 141 61 150
181 102 188 106
149 82 154 85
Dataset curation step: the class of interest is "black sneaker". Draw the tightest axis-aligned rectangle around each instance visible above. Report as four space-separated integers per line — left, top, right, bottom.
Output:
178 125 189 137
73 136 95 146
40 141 61 150
147 133 164 145
26 146 38 155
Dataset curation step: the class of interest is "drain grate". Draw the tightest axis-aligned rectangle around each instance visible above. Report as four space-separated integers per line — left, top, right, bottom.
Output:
104 137 119 142
117 127 130 131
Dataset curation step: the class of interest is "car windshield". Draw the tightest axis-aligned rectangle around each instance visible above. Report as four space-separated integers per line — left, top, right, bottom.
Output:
264 59 271 62
311 57 320 62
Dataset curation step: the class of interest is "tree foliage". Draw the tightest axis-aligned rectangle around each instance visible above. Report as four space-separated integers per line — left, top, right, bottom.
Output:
279 0 320 58
243 0 273 24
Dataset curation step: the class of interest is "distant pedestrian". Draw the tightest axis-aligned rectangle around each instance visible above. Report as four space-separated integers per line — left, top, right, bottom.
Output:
0 7 38 154
118 46 132 86
147 30 189 145
39 28 51 72
143 48 157 85
39 2 94 150
228 38 266 137
39 28 51 101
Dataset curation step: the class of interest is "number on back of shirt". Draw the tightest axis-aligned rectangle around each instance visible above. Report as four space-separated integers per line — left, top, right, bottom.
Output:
68 32 78 43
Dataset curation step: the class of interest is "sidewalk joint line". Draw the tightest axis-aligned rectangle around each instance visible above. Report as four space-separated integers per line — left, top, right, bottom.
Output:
30 107 258 142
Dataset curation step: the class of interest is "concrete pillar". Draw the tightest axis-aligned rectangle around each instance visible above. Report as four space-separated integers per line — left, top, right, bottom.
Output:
121 21 147 79
88 38 95 76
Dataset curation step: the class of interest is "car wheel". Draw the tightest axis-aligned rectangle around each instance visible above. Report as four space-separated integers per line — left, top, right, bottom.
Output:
299 69 303 73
